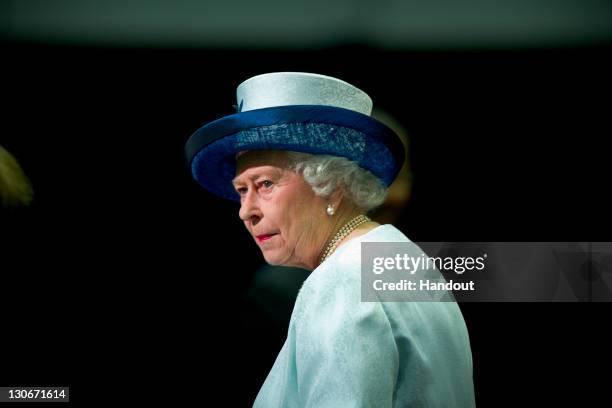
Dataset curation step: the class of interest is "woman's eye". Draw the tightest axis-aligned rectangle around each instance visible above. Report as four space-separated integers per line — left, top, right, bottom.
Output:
261 180 273 189
236 187 247 195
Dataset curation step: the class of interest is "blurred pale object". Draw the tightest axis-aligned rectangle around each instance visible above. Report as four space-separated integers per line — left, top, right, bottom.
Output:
0 145 34 207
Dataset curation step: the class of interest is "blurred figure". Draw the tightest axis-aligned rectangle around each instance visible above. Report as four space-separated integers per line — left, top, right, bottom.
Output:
369 108 412 225
0 145 34 208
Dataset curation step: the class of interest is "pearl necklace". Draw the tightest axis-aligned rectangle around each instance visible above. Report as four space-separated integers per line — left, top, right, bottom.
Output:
319 214 371 264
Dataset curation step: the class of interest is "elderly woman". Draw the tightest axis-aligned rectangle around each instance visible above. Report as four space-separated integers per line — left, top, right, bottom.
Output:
186 72 475 407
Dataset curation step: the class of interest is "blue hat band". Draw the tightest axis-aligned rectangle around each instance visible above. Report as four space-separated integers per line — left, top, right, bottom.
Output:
186 105 404 201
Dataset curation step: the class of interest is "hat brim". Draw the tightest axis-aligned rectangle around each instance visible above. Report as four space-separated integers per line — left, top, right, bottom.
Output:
185 105 405 201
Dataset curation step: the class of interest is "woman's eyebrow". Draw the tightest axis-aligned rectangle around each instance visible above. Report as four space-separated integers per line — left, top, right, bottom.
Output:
232 169 282 186
232 173 261 186
231 176 248 188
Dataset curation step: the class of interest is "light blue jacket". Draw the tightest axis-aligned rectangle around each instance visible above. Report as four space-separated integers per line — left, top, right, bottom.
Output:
254 225 476 407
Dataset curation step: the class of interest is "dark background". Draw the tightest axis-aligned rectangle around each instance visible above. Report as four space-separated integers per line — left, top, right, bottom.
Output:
1 41 611 406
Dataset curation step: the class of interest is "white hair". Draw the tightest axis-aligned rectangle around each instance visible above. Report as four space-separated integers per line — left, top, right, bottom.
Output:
285 151 388 212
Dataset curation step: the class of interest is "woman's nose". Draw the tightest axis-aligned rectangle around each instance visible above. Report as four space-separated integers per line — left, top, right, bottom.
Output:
239 190 262 223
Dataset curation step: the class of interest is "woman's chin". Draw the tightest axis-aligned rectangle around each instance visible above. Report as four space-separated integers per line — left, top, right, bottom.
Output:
262 250 285 266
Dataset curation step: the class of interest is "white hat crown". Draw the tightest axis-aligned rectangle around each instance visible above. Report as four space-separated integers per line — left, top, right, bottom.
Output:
236 72 373 116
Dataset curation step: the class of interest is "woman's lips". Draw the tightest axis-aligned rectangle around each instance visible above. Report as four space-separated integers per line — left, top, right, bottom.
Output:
256 233 278 243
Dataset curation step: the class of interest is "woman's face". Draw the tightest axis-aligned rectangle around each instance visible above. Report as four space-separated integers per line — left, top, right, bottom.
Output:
233 150 328 270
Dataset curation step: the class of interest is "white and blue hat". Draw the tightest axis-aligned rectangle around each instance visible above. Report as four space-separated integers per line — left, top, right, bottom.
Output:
185 72 405 200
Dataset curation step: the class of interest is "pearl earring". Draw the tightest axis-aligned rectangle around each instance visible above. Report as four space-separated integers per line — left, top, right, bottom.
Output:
326 204 335 216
